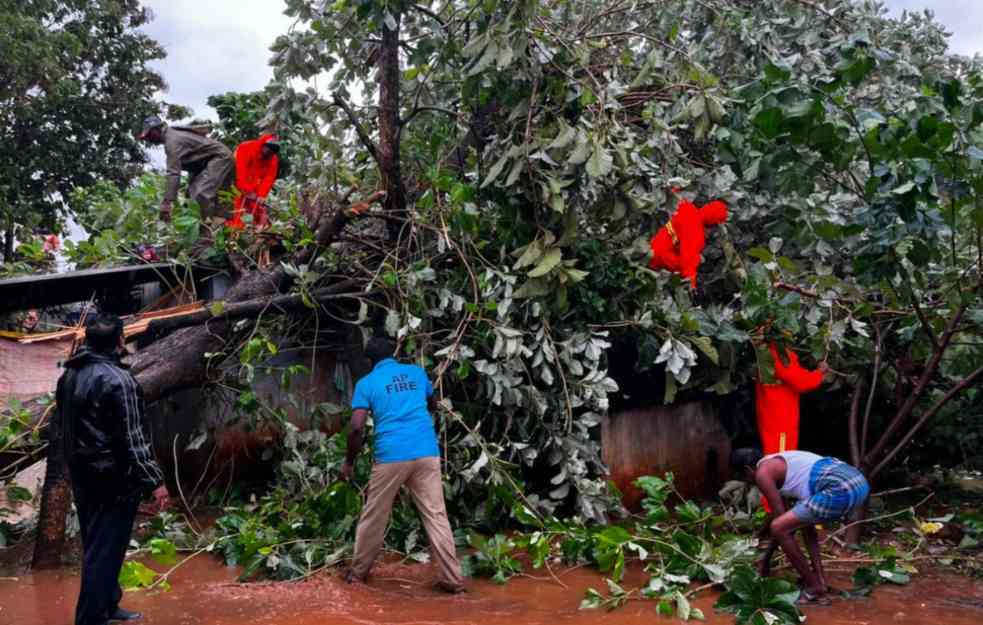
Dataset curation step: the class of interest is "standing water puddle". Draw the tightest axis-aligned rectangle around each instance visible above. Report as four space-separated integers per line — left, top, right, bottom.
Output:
1 555 981 625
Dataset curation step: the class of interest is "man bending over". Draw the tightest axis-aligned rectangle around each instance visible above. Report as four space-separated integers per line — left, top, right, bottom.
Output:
730 447 869 604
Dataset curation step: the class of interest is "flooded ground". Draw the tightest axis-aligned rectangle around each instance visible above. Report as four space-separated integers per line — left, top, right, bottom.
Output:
1 554 982 625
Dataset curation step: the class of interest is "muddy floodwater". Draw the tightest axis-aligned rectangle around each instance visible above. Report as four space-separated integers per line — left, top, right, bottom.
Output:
1 555 982 625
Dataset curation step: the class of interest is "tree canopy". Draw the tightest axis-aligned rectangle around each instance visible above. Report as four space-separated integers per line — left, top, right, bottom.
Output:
239 0 983 519
0 0 166 261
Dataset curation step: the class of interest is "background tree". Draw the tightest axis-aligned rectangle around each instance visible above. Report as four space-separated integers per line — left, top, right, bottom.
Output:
0 0 166 263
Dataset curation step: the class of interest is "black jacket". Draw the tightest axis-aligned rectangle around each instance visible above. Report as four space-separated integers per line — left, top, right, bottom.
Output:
57 347 164 498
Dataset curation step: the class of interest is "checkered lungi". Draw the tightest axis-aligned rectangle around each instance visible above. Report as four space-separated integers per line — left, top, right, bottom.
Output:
791 458 870 523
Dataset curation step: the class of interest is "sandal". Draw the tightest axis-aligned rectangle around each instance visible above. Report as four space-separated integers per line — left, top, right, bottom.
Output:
798 589 832 606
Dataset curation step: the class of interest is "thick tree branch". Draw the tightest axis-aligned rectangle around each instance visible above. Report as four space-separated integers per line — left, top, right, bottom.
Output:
863 304 967 468
847 378 865 468
860 322 886 458
145 281 365 336
870 363 983 479
898 261 939 350
400 105 459 127
410 3 447 28
332 93 379 165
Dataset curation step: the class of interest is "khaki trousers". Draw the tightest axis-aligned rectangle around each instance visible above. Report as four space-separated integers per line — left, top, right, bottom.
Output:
351 456 463 587
189 155 234 218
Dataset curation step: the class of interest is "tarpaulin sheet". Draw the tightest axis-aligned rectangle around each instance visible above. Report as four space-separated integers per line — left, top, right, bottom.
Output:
0 336 73 403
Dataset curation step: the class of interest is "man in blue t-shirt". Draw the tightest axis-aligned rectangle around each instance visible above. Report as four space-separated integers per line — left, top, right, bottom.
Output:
341 337 464 593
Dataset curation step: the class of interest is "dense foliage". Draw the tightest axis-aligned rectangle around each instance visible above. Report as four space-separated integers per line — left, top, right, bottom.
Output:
0 0 171 261
238 0 983 523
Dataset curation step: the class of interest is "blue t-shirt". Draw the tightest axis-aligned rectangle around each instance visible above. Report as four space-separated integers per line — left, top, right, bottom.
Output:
351 358 439 463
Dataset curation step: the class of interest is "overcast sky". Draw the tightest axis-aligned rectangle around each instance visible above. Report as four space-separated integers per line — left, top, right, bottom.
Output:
141 0 295 122
138 1 981 125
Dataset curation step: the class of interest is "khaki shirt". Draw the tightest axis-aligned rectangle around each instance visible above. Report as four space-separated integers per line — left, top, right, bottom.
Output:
162 127 233 201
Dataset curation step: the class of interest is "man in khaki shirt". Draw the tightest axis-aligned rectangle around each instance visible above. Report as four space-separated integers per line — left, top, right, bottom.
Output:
138 116 234 222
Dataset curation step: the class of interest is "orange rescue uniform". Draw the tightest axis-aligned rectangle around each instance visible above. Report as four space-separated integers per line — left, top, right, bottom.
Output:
755 343 824 511
229 134 279 229
649 199 728 289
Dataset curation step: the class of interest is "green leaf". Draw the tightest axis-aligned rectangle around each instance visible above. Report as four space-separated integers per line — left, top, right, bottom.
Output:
753 108 783 139
747 247 774 263
675 590 692 620
6 485 33 503
528 247 562 278
690 336 719 365
568 135 591 165
514 278 552 299
481 153 509 188
149 538 178 566
586 142 613 178
580 588 604 610
119 561 159 591
513 240 544 269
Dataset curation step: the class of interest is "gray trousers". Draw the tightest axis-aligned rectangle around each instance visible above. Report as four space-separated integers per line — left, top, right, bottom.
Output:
188 155 234 218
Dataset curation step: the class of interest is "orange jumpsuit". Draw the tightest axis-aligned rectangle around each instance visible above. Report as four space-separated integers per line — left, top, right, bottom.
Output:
649 199 728 288
755 344 823 510
229 134 279 229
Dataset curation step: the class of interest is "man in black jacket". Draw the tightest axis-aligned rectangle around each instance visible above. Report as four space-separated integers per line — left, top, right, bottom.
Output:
57 313 170 625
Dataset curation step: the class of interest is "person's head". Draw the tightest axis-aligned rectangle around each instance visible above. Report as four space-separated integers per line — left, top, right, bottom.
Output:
699 200 728 226
137 115 166 144
364 336 396 366
84 312 124 353
261 140 280 160
730 447 764 482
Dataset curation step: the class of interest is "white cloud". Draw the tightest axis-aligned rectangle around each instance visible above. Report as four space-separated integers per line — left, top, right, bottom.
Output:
141 0 295 121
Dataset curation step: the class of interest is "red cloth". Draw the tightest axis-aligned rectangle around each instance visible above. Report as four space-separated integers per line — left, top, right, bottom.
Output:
229 134 279 229
648 199 728 288
755 343 823 511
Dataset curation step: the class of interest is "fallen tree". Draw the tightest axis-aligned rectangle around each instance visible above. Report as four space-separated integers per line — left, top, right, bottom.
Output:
24 0 983 568
31 191 387 568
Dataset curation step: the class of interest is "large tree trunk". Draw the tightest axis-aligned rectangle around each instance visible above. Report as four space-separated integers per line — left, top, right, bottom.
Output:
31 408 71 569
378 7 406 239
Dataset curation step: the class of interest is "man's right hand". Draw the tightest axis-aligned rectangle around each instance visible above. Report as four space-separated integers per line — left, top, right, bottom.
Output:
152 485 171 512
159 200 173 222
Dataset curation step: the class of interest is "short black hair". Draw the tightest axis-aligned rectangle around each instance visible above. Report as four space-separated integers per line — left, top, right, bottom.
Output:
730 447 764 472
85 312 124 352
364 336 396 364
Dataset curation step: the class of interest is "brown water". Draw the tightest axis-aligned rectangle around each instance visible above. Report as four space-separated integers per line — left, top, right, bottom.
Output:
1 555 981 625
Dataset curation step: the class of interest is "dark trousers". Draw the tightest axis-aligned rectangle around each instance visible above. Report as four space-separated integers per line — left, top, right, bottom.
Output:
71 476 139 625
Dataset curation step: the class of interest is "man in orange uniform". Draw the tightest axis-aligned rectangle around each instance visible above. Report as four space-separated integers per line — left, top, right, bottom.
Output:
649 196 728 289
755 343 828 510
230 134 280 229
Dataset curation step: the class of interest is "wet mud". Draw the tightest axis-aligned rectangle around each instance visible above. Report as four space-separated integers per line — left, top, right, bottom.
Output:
1 555 981 625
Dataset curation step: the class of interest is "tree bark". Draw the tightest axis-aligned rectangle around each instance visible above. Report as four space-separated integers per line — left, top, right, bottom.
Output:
31 406 71 569
2 212 14 264
378 7 407 240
